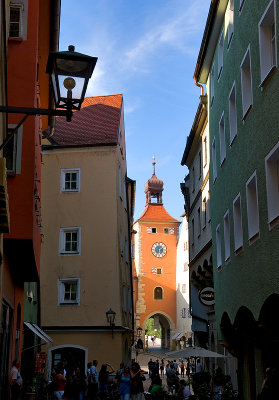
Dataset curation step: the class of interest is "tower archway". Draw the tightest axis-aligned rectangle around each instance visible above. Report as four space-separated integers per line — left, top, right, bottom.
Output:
143 311 174 349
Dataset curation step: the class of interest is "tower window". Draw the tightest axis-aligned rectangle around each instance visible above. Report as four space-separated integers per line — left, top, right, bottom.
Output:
152 227 157 234
156 268 162 275
154 287 163 300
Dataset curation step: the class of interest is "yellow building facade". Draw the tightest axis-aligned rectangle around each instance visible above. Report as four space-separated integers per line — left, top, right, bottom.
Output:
40 94 135 376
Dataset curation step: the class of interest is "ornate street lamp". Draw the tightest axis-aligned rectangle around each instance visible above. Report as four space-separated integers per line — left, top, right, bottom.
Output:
106 308 116 327
0 46 97 150
46 45 97 121
137 326 143 338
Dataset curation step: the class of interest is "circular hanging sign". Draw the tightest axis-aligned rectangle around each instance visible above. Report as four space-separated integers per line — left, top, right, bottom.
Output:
199 287 215 306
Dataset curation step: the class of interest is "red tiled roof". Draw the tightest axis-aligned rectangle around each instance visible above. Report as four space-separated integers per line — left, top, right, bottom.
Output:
137 204 180 223
46 94 123 146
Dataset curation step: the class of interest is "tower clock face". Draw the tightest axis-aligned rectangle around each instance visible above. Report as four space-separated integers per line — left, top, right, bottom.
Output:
152 242 167 258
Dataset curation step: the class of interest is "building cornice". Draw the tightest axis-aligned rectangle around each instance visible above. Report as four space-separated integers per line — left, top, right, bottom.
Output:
188 171 209 215
194 0 228 83
189 238 212 267
181 95 208 166
42 325 132 333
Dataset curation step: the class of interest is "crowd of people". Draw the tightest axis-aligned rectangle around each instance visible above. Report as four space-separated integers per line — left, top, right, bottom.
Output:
10 354 279 400
46 360 149 400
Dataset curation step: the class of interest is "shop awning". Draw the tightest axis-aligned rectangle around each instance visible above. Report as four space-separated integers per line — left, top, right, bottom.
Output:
171 332 182 340
24 322 53 343
176 333 184 340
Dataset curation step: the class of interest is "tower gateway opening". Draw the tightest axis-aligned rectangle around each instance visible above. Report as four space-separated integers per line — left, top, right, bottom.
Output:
145 314 171 349
133 157 180 351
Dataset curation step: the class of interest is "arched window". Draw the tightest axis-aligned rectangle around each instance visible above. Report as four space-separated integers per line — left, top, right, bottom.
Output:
154 287 163 300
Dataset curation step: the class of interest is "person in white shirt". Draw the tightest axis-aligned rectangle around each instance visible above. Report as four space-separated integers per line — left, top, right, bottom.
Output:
10 360 22 400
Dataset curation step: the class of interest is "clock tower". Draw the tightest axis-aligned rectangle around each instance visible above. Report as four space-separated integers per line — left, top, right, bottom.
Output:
133 157 180 349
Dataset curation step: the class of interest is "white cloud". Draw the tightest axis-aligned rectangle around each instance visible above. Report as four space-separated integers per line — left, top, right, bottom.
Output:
124 1 204 72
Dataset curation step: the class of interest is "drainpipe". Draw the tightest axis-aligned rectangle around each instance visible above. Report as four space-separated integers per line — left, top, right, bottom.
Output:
194 77 204 96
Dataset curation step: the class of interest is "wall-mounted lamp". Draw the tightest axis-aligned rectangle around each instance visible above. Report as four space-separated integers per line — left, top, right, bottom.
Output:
106 308 116 337
0 46 97 151
136 326 143 338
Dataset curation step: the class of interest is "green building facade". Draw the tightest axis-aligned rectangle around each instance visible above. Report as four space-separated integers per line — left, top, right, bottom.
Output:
194 0 279 398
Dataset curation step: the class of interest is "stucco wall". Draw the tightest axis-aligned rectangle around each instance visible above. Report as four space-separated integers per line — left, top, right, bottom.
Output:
41 146 125 327
207 0 279 326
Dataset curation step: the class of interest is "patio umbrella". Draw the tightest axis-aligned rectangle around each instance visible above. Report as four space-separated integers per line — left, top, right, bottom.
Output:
165 346 227 359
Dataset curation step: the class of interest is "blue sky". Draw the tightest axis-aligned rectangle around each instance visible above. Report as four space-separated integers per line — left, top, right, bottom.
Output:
60 0 211 221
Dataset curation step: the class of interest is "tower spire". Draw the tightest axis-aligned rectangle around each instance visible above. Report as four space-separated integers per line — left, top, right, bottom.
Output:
144 156 164 205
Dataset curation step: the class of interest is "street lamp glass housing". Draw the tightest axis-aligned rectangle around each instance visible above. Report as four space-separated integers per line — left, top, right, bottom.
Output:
137 326 143 336
106 308 116 326
46 45 98 111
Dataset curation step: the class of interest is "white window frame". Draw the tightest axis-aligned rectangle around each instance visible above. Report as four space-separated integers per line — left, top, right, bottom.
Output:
265 141 279 229
239 0 245 13
210 64 215 105
212 137 217 183
216 224 222 268
204 136 208 167
120 231 123 257
224 210 230 262
198 151 202 179
60 168 80 192
59 227 81 255
4 124 23 174
258 0 277 86
246 171 260 242
202 197 207 228
9 4 23 38
125 237 129 263
197 207 201 236
192 166 195 192
123 286 127 312
118 165 122 199
58 278 80 305
123 180 127 210
128 287 132 313
229 82 237 144
227 0 234 48
164 228 169 234
191 218 195 245
208 191 211 222
240 46 253 119
152 227 157 234
218 29 224 78
233 193 243 252
219 112 226 165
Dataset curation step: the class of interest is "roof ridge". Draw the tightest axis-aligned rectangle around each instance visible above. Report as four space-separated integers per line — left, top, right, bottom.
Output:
136 204 180 223
85 93 123 99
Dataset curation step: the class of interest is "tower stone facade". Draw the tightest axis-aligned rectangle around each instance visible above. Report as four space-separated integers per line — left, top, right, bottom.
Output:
133 158 180 349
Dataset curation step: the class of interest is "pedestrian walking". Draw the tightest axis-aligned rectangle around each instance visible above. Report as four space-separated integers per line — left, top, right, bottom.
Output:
9 360 22 400
117 365 131 400
148 359 153 377
71 367 88 400
98 363 115 399
186 360 190 378
180 361 185 377
211 367 225 400
54 364 66 400
130 362 147 400
88 360 99 399
159 360 165 377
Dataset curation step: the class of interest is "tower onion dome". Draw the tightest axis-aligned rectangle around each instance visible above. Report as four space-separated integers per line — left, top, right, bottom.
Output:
144 156 164 204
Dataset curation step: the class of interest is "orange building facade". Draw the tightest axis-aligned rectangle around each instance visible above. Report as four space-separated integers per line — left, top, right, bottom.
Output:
0 1 60 397
133 159 180 349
